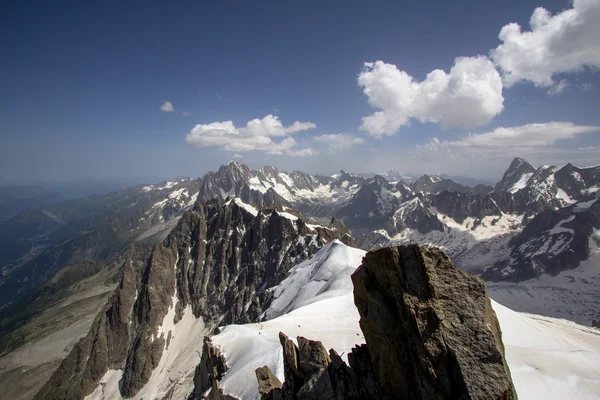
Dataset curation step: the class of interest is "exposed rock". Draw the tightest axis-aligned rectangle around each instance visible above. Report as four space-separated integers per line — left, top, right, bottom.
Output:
191 337 229 398
279 332 305 396
385 195 444 236
256 366 283 398
493 157 535 193
259 335 383 400
297 336 331 375
37 198 352 399
483 199 600 282
352 245 517 400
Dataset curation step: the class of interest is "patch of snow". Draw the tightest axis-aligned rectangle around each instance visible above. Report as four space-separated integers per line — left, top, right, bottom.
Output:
574 199 597 212
248 176 268 194
264 241 365 319
86 306 207 400
160 181 177 190
85 369 123 400
278 173 295 188
168 188 187 200
586 186 599 194
157 292 178 344
276 211 298 222
215 293 363 399
556 188 576 204
546 215 575 235
152 198 169 209
234 198 258 217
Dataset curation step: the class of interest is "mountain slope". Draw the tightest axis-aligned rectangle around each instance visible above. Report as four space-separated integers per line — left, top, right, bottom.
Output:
0 185 63 224
200 241 600 399
36 198 351 400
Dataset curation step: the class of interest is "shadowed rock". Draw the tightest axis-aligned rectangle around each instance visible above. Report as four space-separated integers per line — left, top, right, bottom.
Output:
352 245 517 400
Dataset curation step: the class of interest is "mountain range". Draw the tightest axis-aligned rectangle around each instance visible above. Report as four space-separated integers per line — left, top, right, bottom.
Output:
0 157 599 399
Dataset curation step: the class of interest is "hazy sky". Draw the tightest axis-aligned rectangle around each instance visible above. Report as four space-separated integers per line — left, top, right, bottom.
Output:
1 0 599 183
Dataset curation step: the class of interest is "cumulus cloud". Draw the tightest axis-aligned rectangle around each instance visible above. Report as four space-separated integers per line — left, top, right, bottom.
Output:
161 101 175 112
418 122 600 153
491 0 600 88
185 114 317 156
358 56 504 137
313 134 366 153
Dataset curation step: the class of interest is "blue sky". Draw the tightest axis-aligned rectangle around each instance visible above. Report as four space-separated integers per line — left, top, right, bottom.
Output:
1 0 599 182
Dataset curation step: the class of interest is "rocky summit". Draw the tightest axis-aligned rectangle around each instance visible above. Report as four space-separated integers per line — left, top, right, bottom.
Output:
254 244 517 400
352 245 517 400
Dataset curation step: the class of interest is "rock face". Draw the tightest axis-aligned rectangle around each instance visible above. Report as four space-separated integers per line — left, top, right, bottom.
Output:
493 157 535 193
483 199 600 282
352 245 517 400
189 337 231 400
258 333 383 400
35 198 352 399
256 366 283 398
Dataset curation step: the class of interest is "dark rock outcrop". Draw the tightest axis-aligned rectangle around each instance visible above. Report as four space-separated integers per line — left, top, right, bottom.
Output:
189 337 230 400
258 333 383 400
352 245 517 400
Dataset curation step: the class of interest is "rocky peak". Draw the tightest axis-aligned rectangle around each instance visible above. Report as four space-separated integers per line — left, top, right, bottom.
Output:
386 195 444 235
368 174 390 188
257 165 280 181
36 198 353 399
256 245 517 399
412 174 434 193
555 163 600 202
395 180 414 199
430 191 519 224
287 170 319 191
494 157 536 193
217 162 252 192
514 164 563 212
352 245 517 399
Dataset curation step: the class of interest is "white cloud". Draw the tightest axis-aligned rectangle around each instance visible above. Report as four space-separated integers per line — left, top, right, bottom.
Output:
358 56 504 137
313 134 366 153
419 122 600 153
161 101 175 112
490 0 600 88
185 115 317 156
182 111 191 116
232 153 243 159
547 79 569 96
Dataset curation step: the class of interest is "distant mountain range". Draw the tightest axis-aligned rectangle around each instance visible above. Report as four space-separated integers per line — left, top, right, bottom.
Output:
0 157 599 399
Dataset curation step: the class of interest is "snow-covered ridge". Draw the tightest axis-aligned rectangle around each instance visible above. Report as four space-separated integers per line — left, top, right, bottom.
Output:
263 240 365 320
208 242 600 400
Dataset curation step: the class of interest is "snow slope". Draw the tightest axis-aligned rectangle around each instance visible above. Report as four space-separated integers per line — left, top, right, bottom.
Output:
263 240 365 319
210 242 600 400
488 228 600 325
379 211 524 274
85 305 208 400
